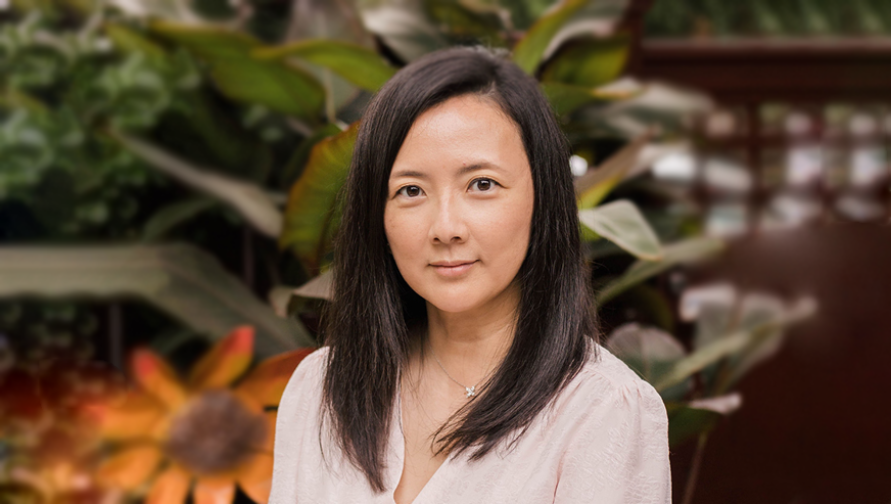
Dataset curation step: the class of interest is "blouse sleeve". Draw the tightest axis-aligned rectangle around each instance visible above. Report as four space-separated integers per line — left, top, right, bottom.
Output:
553 378 672 504
268 349 325 504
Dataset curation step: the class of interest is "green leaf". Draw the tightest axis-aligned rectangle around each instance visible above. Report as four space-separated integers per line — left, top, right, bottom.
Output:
539 35 629 88
666 404 722 447
268 270 334 320
292 269 334 301
541 81 632 115
161 90 273 183
149 21 324 119
652 299 814 393
360 5 448 62
280 122 359 270
575 135 647 209
607 323 689 401
654 328 756 393
579 199 663 260
721 295 817 393
142 196 218 242
0 88 47 115
279 123 343 188
104 22 167 66
512 0 587 74
596 237 725 305
425 0 509 43
0 244 313 355
112 131 283 238
253 40 396 92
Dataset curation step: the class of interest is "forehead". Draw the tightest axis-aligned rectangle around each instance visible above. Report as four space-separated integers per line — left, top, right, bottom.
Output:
390 94 528 178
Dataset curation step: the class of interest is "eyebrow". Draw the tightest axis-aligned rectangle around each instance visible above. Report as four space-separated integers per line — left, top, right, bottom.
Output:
390 162 501 179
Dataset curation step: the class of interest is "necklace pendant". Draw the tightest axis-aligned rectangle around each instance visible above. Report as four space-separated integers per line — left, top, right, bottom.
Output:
465 386 475 398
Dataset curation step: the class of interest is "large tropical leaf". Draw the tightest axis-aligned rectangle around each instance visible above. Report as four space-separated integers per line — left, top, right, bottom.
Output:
279 123 343 188
725 294 787 385
106 0 202 22
142 196 218 242
575 135 648 209
652 297 815 392
542 0 629 59
425 0 510 44
722 294 817 393
280 122 359 270
253 40 396 92
360 5 447 62
104 22 168 66
112 131 283 238
541 79 637 115
578 199 663 260
680 283 739 349
0 244 313 355
512 0 587 74
666 403 722 447
607 323 689 401
682 284 818 394
149 21 324 120
597 81 713 136
292 270 334 301
539 35 629 88
596 237 725 304
666 394 742 448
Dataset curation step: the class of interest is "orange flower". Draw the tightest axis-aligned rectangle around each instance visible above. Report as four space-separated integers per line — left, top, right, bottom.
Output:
96 326 315 504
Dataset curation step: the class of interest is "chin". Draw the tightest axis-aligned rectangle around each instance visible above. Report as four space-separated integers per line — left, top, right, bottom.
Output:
424 294 487 315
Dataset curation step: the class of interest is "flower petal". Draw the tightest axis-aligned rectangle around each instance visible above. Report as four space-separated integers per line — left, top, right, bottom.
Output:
131 349 187 410
99 390 165 441
189 326 255 391
96 444 163 491
145 464 191 504
234 348 316 408
237 453 274 504
194 477 236 504
261 411 277 453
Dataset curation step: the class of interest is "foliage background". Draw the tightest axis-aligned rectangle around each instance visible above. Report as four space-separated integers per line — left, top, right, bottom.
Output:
0 1 814 503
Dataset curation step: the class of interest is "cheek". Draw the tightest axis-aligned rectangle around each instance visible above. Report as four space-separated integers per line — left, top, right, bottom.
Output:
384 207 423 265
477 195 534 265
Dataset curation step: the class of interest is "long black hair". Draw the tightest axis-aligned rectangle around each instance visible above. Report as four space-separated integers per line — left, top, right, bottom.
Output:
320 46 598 492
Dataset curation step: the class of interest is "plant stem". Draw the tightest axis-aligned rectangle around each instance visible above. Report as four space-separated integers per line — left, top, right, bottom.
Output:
681 431 710 504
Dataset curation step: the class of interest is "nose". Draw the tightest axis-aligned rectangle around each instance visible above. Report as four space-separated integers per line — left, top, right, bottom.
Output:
429 193 468 245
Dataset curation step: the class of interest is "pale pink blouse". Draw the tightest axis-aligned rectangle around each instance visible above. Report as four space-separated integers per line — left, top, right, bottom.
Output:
270 342 671 504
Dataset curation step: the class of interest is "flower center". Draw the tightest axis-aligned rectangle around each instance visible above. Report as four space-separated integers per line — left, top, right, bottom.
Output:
164 390 266 475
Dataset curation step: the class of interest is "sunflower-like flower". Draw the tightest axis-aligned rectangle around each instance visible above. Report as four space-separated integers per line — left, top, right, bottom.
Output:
96 326 314 504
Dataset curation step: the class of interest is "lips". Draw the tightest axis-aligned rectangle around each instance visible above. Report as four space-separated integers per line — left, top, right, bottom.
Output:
430 260 477 277
430 260 475 267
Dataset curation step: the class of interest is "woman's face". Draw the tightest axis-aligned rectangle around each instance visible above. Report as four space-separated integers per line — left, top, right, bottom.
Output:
384 94 535 316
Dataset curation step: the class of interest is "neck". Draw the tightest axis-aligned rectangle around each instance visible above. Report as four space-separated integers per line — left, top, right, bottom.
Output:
421 282 521 388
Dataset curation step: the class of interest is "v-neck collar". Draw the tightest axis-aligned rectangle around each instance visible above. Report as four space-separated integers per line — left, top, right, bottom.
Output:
390 378 457 504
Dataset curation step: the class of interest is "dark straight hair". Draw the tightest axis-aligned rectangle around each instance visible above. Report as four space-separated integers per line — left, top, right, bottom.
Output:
320 46 598 492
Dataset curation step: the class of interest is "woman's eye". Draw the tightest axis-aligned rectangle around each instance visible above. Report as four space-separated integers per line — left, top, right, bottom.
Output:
396 185 423 198
470 178 498 192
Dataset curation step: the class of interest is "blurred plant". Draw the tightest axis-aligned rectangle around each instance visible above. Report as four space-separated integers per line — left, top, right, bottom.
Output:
0 245 315 353
0 10 201 238
0 0 800 499
0 331 127 504
95 325 314 504
606 284 818 504
645 0 891 37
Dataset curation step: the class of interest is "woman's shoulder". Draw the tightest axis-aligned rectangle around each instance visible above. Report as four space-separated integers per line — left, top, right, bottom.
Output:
280 345 330 401
553 340 666 425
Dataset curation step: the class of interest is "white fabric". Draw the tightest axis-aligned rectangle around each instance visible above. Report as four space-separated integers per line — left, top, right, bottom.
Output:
270 342 671 504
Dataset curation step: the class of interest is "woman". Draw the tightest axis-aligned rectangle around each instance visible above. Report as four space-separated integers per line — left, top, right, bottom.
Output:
270 47 671 503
